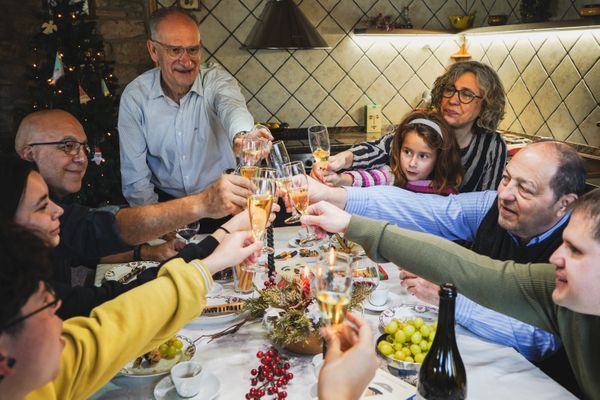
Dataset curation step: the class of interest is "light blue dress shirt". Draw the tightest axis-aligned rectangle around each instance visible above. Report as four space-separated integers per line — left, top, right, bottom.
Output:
345 186 562 361
118 63 254 205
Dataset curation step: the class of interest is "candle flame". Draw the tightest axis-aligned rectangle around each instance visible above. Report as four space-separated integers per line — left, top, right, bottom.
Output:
328 247 337 266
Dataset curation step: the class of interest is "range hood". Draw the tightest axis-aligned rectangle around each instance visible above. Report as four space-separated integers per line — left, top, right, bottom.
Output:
243 0 329 50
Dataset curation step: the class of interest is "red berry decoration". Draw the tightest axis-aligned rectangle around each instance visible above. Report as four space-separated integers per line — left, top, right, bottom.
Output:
247 346 293 399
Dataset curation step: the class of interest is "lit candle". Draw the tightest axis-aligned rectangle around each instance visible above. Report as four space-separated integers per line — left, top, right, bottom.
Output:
328 247 337 266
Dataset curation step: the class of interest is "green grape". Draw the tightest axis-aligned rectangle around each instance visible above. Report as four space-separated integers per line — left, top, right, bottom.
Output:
172 339 183 349
402 347 412 357
414 353 426 363
384 320 399 334
158 343 169 355
420 340 429 351
386 334 394 343
410 344 422 356
413 317 424 329
403 324 416 336
394 330 406 344
420 325 431 338
393 342 403 351
426 341 432 350
393 351 406 361
411 331 422 344
166 346 178 359
378 341 394 356
405 356 414 363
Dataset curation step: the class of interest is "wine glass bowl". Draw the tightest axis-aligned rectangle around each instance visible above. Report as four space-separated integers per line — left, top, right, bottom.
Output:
308 124 330 176
350 255 379 295
243 176 276 272
175 222 201 244
315 251 352 327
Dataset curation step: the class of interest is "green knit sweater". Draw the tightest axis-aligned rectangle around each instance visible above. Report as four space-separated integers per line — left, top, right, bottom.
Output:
345 216 600 400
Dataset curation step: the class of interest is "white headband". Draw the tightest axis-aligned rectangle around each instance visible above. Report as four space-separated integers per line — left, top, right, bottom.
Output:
407 118 443 139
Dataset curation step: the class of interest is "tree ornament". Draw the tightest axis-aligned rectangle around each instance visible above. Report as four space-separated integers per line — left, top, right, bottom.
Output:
41 20 58 35
101 79 110 96
49 51 64 85
79 85 91 104
92 146 104 165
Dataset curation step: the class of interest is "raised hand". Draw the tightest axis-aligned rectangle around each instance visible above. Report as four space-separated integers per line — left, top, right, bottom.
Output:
201 231 262 274
300 201 351 236
199 174 253 218
399 270 440 305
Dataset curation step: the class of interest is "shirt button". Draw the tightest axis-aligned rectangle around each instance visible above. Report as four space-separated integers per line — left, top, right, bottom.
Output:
178 131 182 136
182 155 186 160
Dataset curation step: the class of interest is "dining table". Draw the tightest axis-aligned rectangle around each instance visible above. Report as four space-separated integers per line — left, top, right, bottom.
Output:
90 226 576 400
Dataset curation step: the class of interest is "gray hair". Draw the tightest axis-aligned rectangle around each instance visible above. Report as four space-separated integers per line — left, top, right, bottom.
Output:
148 8 198 40
431 61 505 132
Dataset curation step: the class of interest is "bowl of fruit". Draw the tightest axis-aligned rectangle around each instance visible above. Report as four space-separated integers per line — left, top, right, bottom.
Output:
376 304 438 376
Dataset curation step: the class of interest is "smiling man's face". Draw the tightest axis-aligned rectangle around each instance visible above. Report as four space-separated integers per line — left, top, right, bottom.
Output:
147 13 201 102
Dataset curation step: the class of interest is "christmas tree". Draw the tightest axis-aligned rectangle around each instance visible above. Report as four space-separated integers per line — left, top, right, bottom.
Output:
25 0 124 207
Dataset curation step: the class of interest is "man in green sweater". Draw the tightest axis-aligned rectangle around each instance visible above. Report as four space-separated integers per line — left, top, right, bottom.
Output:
301 188 600 400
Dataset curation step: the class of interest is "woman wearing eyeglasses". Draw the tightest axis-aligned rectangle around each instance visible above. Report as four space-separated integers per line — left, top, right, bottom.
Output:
317 61 507 193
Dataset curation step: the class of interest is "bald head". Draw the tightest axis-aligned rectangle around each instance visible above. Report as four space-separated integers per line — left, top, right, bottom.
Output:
15 110 88 199
517 141 586 200
15 110 86 156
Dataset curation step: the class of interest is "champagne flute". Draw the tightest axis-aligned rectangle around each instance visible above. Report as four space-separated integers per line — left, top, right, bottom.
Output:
308 124 330 176
243 176 276 272
284 161 317 243
256 168 277 255
175 221 200 244
238 137 263 179
315 248 353 327
350 255 380 295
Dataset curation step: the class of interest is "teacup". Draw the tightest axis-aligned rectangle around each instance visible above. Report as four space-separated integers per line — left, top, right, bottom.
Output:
369 288 389 307
171 361 205 398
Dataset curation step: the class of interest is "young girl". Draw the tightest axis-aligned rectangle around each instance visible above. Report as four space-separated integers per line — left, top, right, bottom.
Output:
335 112 463 195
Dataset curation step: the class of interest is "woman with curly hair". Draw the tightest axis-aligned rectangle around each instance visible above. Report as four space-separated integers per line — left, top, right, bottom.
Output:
318 61 507 193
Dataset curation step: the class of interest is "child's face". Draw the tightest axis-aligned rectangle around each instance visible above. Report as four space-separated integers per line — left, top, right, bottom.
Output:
400 131 437 182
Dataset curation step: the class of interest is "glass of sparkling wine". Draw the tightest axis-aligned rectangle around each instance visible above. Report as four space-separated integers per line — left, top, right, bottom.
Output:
243 177 276 272
316 248 353 327
284 161 316 242
350 255 379 295
175 221 200 244
308 124 330 176
238 136 267 179
256 168 277 254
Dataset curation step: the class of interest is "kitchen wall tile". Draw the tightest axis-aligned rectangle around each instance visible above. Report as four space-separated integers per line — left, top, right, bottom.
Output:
312 56 346 92
580 107 600 147
521 57 547 95
236 57 271 94
520 100 544 134
565 82 595 124
313 96 346 126
569 33 600 76
256 51 290 74
534 80 562 119
551 57 581 98
383 94 412 125
331 76 363 110
510 40 536 72
584 60 600 102
538 36 567 75
275 57 310 93
348 57 380 90
366 41 398 72
255 78 289 112
367 75 396 106
536 122 551 138
213 36 250 75
294 77 328 111
547 103 577 140
497 57 520 92
338 113 359 127
507 78 530 115
292 49 328 73
155 0 599 148
565 128 587 145
277 97 310 127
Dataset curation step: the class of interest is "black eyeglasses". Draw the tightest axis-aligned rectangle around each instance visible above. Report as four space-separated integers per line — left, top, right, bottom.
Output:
152 39 202 58
28 140 91 157
1 283 61 332
442 85 483 104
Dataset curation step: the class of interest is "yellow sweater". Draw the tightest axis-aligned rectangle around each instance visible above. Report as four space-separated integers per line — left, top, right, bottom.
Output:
25 258 212 400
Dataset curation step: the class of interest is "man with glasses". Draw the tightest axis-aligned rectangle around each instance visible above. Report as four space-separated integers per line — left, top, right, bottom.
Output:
118 8 271 230
318 61 507 193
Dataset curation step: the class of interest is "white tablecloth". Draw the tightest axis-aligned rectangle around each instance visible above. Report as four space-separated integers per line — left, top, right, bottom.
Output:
91 227 575 400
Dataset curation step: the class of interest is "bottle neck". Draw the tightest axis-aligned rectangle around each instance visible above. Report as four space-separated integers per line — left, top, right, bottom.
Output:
437 292 457 339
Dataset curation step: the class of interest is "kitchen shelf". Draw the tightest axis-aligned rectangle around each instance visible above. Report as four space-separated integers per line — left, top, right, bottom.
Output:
353 18 600 37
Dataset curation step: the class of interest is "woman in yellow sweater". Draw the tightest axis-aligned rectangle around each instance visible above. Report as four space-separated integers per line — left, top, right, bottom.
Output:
0 223 261 400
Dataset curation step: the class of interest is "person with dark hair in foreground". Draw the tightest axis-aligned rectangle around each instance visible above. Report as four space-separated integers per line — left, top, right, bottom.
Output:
0 223 261 400
301 189 600 400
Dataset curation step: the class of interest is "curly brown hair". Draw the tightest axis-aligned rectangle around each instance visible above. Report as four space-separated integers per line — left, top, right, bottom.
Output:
390 111 463 194
431 61 505 132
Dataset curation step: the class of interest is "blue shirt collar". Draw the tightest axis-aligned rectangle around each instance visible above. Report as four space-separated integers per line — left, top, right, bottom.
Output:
149 67 204 100
508 212 570 246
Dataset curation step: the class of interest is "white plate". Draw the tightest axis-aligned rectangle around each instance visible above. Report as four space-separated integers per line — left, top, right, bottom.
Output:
118 335 195 377
364 296 392 313
154 371 220 400
104 261 160 283
379 303 438 330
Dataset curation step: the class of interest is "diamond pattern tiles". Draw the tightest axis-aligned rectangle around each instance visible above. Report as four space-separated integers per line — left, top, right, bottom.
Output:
158 0 599 147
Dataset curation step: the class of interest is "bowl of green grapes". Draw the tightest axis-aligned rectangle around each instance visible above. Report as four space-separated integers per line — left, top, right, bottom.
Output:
376 304 438 375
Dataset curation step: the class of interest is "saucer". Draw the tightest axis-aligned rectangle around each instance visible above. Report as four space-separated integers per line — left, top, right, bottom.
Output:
154 371 220 400
364 297 390 312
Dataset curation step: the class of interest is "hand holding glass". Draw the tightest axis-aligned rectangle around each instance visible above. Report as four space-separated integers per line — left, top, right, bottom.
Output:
243 177 276 272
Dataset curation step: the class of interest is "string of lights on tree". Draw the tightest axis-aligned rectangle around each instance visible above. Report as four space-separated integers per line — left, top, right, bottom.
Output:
27 0 124 206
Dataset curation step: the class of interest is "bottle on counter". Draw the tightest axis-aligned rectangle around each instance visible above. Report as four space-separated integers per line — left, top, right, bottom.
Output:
416 283 467 399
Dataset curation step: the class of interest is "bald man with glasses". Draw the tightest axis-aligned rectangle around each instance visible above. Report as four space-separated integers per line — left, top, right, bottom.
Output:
118 8 272 232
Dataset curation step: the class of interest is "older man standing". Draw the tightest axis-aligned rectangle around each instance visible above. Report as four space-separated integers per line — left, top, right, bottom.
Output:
306 141 586 395
118 8 271 215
